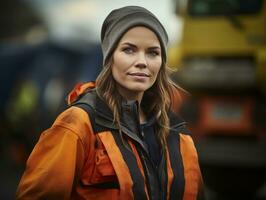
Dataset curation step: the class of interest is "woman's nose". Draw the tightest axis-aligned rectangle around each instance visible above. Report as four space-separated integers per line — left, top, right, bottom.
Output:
135 52 147 68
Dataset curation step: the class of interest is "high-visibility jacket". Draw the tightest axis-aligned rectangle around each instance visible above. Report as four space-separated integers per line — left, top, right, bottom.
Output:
16 83 203 200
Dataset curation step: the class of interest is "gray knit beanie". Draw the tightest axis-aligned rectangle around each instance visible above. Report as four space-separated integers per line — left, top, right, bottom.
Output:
101 6 168 66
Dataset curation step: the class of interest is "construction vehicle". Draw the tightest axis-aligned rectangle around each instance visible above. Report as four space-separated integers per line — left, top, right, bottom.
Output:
168 0 266 199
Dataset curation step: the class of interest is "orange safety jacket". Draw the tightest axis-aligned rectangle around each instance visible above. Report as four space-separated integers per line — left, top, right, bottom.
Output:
16 83 203 200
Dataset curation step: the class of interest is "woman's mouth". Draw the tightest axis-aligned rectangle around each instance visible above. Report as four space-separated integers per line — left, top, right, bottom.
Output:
128 72 150 77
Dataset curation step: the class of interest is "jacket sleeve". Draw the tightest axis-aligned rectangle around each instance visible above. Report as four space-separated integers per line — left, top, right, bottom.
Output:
16 107 93 200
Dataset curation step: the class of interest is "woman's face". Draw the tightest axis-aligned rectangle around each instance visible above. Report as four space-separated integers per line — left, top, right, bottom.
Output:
111 26 162 101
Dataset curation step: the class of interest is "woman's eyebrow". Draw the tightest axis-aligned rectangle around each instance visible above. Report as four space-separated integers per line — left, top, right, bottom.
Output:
121 42 160 50
121 42 137 48
148 46 161 50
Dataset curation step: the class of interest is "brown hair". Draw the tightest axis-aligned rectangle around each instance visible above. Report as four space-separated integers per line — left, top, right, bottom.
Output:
96 57 177 148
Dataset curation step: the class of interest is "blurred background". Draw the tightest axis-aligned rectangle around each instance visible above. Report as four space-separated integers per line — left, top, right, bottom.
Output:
0 0 265 199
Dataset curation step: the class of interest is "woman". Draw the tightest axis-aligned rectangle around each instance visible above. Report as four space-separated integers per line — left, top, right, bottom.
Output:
16 6 203 200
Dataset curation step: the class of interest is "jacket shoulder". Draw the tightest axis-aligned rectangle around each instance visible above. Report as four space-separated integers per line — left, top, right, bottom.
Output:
70 90 100 133
71 89 97 109
52 106 95 147
169 111 191 135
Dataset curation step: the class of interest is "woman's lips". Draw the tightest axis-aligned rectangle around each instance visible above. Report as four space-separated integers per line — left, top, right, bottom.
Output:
128 72 150 77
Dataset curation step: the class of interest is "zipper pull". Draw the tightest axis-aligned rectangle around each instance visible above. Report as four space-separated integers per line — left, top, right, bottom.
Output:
141 130 144 138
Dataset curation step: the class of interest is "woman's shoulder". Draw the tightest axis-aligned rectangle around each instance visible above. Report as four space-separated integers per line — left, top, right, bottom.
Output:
52 106 95 142
50 82 99 143
168 111 191 136
48 81 98 144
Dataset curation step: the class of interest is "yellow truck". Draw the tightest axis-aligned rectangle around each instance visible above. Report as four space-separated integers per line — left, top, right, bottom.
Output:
169 0 266 198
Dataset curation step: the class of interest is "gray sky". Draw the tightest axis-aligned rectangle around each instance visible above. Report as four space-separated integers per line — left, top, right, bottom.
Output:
28 0 183 47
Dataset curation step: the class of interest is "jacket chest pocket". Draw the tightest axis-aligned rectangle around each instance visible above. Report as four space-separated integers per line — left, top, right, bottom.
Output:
81 140 117 186
94 149 116 177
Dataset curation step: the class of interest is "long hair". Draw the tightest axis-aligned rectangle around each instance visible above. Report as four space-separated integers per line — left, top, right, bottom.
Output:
96 57 177 147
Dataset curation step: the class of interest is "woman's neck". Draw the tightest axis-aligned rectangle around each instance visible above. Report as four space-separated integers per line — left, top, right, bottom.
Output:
117 85 144 103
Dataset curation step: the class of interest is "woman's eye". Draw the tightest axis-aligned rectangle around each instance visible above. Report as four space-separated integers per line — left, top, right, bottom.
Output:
123 48 134 54
148 51 159 57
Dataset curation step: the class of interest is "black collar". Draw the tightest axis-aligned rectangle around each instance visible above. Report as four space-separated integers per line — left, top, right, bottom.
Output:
72 89 188 153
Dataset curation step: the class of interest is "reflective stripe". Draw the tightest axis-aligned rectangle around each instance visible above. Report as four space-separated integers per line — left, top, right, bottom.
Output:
180 134 201 200
111 131 148 200
98 131 133 200
128 141 150 200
